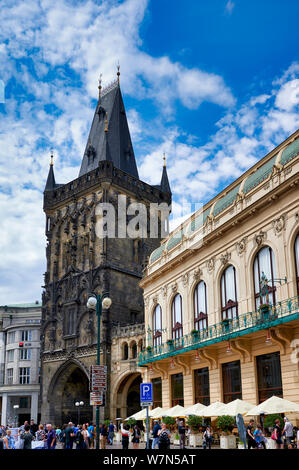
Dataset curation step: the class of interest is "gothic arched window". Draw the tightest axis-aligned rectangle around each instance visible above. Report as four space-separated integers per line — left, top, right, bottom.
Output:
153 304 162 347
194 281 208 330
253 246 276 309
171 294 183 339
221 265 238 320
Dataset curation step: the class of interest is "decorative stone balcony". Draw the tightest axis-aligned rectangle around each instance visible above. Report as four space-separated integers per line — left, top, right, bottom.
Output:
138 296 299 366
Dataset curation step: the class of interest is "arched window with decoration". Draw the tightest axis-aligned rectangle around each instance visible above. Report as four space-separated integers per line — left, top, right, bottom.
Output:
253 246 276 309
221 265 238 320
171 294 183 339
295 234 299 295
153 304 162 346
194 281 208 330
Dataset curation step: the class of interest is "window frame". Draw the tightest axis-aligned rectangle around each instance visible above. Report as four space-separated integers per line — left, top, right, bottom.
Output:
220 265 238 320
19 367 30 385
153 304 162 346
171 294 183 339
194 281 208 331
253 246 276 309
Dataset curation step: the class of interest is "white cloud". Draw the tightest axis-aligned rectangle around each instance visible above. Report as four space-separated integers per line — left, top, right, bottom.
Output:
225 0 235 15
0 0 298 304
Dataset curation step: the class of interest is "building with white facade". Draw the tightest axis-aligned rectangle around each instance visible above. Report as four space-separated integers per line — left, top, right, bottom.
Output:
0 302 41 426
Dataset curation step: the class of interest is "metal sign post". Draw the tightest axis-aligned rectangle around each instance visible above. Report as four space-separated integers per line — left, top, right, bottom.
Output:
140 383 153 450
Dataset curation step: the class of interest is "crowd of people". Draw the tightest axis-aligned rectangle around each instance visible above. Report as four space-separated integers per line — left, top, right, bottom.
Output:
246 417 299 449
0 416 298 450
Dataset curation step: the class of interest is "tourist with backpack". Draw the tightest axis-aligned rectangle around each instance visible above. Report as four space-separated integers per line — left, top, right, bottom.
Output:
158 423 170 450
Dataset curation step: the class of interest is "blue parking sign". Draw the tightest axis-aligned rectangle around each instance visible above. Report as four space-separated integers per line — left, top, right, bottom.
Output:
140 382 153 403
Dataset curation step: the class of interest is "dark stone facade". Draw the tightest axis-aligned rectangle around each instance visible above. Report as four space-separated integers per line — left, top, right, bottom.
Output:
40 82 171 424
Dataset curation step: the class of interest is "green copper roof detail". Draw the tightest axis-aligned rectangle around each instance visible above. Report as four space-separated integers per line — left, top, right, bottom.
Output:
190 208 210 232
243 154 277 194
167 229 183 251
281 138 299 166
213 183 241 216
150 243 167 263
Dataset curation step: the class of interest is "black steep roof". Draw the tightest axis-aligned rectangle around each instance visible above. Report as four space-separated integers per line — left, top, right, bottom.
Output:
79 82 139 179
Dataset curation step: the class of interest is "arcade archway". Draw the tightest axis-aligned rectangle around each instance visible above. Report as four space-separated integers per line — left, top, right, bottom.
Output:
48 361 92 425
112 372 142 419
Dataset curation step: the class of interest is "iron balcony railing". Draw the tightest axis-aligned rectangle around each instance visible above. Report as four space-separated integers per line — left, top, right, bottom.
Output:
138 295 299 366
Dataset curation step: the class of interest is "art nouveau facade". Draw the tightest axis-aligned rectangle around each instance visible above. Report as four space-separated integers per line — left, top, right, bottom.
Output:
139 130 299 423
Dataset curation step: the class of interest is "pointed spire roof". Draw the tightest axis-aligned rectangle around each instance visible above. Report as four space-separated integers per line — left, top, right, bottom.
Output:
79 79 139 178
160 154 171 194
44 154 56 192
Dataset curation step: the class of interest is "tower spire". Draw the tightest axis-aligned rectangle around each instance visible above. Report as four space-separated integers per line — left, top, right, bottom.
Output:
45 149 56 192
160 153 171 194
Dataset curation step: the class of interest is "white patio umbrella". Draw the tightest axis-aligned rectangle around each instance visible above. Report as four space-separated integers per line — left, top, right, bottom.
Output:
184 403 207 416
163 404 187 418
126 408 147 420
216 399 255 416
200 401 226 417
150 407 168 419
245 395 299 416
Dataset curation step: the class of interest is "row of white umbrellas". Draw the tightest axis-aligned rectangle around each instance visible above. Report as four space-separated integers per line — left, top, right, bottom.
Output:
126 396 299 420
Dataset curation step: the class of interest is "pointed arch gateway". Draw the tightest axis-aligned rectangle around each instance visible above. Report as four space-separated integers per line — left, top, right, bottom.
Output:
47 359 92 425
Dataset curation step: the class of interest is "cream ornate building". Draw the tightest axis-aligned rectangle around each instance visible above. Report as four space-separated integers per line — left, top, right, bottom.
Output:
139 130 299 423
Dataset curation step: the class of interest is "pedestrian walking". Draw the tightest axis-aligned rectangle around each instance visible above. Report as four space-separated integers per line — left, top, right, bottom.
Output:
151 420 161 449
246 419 256 449
75 425 85 449
282 417 293 449
46 424 56 449
65 422 76 449
272 419 283 449
158 423 171 450
82 423 90 449
20 424 34 449
30 419 38 437
2 429 16 449
121 423 130 450
177 419 186 449
132 424 141 449
203 425 213 449
88 422 95 448
108 421 115 445
100 424 108 449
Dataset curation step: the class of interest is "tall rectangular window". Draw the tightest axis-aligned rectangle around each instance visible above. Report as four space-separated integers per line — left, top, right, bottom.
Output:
256 352 282 403
65 309 76 336
21 330 32 342
152 377 162 408
222 360 242 403
171 373 184 407
20 349 31 360
7 350 14 362
7 368 13 385
194 367 210 406
19 367 30 384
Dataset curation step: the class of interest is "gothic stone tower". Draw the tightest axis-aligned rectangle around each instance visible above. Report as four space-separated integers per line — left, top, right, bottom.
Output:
41 78 171 424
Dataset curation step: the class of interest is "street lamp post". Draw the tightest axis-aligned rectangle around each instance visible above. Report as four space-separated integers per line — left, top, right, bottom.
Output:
87 293 112 450
75 401 84 424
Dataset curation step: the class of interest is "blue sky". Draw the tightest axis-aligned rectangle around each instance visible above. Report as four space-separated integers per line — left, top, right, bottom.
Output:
0 0 298 303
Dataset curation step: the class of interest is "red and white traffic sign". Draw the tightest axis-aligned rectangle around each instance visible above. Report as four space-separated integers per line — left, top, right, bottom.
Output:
90 365 107 392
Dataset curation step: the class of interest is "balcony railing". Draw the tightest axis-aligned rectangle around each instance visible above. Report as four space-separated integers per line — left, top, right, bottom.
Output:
138 296 299 366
